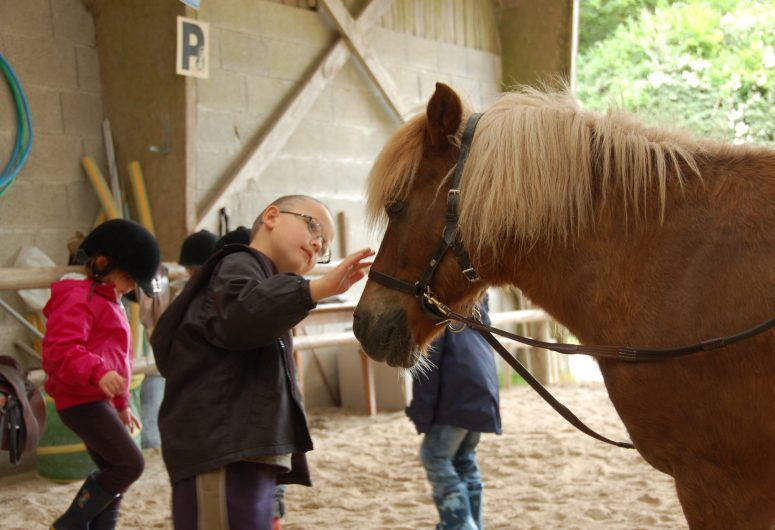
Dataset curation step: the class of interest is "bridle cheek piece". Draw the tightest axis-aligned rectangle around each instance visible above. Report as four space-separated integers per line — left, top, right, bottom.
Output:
368 113 484 322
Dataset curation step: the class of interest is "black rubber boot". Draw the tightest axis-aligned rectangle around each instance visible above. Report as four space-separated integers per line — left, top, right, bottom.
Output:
50 473 119 530
89 494 122 530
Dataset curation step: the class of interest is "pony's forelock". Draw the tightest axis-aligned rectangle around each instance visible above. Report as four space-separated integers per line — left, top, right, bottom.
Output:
366 114 426 230
366 102 474 231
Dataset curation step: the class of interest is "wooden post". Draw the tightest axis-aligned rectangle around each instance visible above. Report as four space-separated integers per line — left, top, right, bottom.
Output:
359 349 376 416
336 211 348 259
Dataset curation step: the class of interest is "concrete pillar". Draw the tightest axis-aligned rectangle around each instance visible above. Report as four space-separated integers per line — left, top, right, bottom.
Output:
87 0 195 260
497 0 576 89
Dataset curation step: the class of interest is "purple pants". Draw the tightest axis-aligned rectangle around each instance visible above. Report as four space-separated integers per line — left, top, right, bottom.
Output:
172 461 277 530
58 400 144 494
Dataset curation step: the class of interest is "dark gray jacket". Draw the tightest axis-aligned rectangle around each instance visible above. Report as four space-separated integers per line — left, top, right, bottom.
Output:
151 245 315 485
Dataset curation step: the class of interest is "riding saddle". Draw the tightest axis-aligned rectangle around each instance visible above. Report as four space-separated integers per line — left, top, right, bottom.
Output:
0 355 46 465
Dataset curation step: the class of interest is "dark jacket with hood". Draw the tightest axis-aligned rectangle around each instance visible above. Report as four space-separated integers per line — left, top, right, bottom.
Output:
405 297 501 435
150 245 315 485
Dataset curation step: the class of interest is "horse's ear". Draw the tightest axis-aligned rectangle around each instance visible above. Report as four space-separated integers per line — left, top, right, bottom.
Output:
426 83 462 147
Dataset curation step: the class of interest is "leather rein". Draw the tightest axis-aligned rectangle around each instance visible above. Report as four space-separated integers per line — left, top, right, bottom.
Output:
369 113 775 450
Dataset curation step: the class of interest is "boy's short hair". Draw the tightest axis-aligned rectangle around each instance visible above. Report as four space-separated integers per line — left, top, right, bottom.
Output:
250 195 332 240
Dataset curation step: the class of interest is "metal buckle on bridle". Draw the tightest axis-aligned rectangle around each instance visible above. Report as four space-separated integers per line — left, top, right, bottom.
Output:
421 287 452 319
461 267 480 282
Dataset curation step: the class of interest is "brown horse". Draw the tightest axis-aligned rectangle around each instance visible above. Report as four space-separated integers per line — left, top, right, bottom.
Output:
353 82 775 528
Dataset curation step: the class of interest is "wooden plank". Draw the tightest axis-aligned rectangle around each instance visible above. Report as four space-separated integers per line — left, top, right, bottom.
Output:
0 266 81 290
359 350 377 416
465 0 475 48
319 0 409 121
195 0 395 229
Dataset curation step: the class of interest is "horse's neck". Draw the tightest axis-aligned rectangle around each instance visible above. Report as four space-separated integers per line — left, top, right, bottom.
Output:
491 182 707 345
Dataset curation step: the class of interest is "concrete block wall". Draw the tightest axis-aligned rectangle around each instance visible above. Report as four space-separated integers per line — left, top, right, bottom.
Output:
195 1 501 257
0 0 103 355
192 1 501 408
0 0 104 474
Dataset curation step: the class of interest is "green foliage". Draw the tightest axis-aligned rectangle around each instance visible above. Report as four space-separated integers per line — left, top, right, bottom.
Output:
578 0 666 52
577 0 775 144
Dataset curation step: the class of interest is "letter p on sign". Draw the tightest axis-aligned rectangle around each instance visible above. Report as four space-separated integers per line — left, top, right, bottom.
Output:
176 16 209 79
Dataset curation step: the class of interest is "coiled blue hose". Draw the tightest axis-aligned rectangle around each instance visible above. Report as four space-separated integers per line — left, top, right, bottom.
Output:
0 52 33 197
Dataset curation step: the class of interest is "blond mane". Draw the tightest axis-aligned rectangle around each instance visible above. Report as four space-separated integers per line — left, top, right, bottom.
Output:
367 86 714 260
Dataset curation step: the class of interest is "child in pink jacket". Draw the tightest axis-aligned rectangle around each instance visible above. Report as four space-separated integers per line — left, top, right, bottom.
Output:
43 219 159 530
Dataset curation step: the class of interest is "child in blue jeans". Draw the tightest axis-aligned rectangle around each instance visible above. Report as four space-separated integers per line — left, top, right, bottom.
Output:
406 295 501 530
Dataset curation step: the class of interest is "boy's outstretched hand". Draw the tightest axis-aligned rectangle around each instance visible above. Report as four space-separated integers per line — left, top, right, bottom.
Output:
310 248 374 302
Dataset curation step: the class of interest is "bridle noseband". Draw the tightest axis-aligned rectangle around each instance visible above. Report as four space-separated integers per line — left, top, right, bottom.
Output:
369 113 484 322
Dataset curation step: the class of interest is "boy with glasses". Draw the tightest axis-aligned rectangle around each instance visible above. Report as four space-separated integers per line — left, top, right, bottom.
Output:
151 195 373 530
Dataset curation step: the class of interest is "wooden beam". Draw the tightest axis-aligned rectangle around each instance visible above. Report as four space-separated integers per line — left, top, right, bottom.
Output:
195 0 395 229
319 0 409 121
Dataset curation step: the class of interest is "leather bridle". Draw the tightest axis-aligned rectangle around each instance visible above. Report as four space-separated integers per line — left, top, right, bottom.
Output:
367 112 775 450
369 113 484 322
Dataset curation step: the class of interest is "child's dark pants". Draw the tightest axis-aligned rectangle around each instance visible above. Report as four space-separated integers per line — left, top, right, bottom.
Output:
58 400 145 494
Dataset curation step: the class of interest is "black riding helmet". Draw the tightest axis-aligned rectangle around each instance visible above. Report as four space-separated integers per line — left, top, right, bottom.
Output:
76 219 161 296
212 226 251 253
178 230 217 267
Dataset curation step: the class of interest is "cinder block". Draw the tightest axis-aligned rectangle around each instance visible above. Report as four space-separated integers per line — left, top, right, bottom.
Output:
467 48 501 81
0 181 69 228
80 137 107 177
2 34 78 89
196 108 242 152
61 91 103 139
292 159 338 194
21 133 83 184
266 39 321 81
0 89 14 131
246 75 294 117
331 86 382 127
220 30 270 76
51 0 95 46
258 1 334 47
249 157 296 194
75 45 101 92
404 34 439 70
382 63 421 109
66 180 100 224
437 42 468 75
0 0 52 39
367 27 407 64
283 121 333 159
198 68 247 112
30 227 85 266
327 58 354 89
207 0 264 36
25 86 64 134
359 127 394 160
195 148 237 198
306 85 334 122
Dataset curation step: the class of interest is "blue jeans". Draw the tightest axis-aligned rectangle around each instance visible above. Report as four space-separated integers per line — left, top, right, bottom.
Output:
420 424 483 530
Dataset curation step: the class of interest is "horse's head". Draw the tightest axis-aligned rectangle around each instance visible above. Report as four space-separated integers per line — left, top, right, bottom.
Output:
354 83 487 368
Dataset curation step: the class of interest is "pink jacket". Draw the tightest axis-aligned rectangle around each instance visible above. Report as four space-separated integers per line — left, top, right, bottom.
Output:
42 278 132 412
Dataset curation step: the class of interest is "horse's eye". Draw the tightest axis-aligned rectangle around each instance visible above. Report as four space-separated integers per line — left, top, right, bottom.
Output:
385 201 405 216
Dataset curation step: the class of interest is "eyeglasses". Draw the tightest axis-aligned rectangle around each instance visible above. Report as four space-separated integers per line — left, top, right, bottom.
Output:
278 210 332 264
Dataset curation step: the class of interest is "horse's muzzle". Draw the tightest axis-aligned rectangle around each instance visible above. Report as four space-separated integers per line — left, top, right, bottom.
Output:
352 308 415 368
